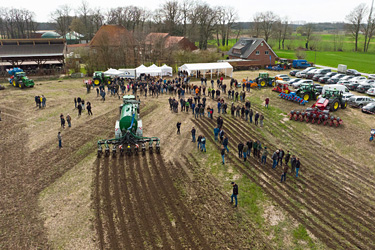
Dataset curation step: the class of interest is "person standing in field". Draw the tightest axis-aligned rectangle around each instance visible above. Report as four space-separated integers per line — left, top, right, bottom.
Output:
284 151 291 166
191 127 196 142
295 158 301 177
87 102 93 115
66 114 71 128
261 146 268 165
281 163 289 183
230 182 238 208
265 97 270 108
221 145 225 164
60 114 65 129
58 132 62 149
259 113 264 127
272 150 279 169
176 122 181 134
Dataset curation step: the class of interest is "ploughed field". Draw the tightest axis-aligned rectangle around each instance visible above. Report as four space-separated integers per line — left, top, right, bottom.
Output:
0 70 374 249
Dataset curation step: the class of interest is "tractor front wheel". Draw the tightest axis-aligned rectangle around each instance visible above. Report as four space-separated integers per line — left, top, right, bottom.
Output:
303 94 310 101
259 79 266 87
341 101 347 109
330 100 340 112
13 80 17 87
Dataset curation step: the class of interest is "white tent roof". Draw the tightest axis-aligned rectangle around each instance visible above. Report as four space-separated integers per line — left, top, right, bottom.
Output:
103 68 123 76
160 64 173 76
179 62 233 77
148 64 158 69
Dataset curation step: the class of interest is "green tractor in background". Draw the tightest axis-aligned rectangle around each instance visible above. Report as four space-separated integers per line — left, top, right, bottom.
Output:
255 72 275 87
312 89 347 112
8 68 35 88
277 58 292 70
93 71 112 86
296 83 320 102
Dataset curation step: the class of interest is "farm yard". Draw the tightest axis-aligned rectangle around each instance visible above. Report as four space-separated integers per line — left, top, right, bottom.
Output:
1 69 375 249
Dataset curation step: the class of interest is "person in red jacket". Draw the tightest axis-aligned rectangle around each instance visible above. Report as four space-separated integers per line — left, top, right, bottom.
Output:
265 97 270 108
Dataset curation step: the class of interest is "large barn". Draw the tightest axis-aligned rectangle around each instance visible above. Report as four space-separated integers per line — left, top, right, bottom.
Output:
226 38 278 68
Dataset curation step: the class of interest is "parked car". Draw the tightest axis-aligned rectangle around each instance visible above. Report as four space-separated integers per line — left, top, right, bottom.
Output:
337 80 351 86
348 96 375 108
327 74 346 84
342 93 355 102
292 79 314 89
325 72 338 78
318 76 331 83
366 88 375 96
288 78 303 86
348 82 361 91
349 76 367 83
368 74 375 80
306 69 319 79
312 73 325 81
340 75 354 81
275 74 290 81
346 69 361 76
356 83 372 93
361 102 375 114
289 70 299 76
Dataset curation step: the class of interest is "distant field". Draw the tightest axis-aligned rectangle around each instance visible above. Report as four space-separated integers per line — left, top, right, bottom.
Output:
274 50 375 73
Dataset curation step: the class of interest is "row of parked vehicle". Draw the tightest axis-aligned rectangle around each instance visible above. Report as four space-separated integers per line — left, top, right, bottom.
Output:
289 67 375 96
275 68 375 114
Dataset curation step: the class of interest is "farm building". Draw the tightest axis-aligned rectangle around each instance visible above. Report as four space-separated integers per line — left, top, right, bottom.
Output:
146 33 197 51
0 38 66 76
226 38 278 69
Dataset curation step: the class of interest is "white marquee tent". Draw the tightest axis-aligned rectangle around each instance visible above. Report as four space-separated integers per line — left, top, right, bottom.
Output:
103 68 124 77
135 64 173 77
161 64 173 76
179 62 233 79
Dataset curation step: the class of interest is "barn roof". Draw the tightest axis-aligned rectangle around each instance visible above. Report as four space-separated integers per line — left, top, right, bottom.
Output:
89 25 133 47
227 38 277 58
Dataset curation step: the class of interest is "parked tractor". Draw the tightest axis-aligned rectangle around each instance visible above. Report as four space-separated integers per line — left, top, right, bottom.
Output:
272 80 291 94
93 71 112 86
8 68 34 88
97 95 160 157
289 108 343 127
255 72 275 87
312 89 347 112
295 83 320 102
277 58 292 70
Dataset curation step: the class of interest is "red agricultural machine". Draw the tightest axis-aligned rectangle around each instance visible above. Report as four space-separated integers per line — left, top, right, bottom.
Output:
272 80 291 94
289 108 343 127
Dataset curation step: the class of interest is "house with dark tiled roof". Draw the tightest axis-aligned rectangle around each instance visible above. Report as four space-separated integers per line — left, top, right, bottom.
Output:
89 25 134 48
227 38 278 67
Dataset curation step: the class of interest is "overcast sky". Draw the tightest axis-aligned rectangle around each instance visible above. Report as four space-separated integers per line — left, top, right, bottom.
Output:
2 0 367 23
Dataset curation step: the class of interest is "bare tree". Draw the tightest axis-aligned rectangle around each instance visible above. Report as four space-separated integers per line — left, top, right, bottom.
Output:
258 11 279 42
51 5 73 37
194 3 218 50
364 0 374 52
251 12 262 37
160 1 181 35
346 3 367 51
297 23 315 49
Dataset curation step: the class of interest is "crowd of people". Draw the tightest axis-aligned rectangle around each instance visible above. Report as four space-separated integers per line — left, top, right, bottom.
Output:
34 95 46 108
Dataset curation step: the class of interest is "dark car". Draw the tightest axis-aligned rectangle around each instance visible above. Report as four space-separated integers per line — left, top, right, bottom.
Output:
314 84 323 94
362 102 375 114
327 74 346 84
312 73 325 81
325 72 338 78
318 76 330 83
346 69 361 76
289 70 299 76
356 83 372 93
348 82 360 90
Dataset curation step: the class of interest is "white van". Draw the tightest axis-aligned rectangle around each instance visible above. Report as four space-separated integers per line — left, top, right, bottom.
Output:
322 84 350 95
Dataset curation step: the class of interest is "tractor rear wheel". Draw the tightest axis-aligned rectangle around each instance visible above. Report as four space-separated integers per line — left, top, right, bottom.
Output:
94 79 100 86
341 101 347 109
330 99 340 112
271 80 276 87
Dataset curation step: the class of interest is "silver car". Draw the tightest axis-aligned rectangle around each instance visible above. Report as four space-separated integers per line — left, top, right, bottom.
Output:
348 96 375 108
366 88 375 96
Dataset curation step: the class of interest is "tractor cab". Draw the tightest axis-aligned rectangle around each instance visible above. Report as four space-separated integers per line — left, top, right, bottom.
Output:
323 89 342 99
259 72 269 79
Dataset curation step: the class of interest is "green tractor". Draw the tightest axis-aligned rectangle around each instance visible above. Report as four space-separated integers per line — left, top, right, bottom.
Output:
255 72 275 87
312 89 347 112
8 68 34 88
296 83 320 102
277 58 292 70
93 71 112 86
